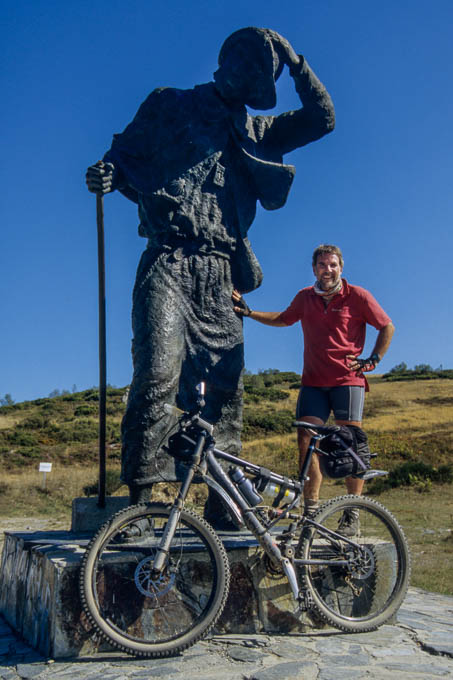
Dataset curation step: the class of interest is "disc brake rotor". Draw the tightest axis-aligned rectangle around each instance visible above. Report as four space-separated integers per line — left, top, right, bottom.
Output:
347 545 375 580
134 556 175 598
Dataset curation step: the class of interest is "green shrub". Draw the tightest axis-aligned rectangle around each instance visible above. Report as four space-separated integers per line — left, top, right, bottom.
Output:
83 389 100 402
82 469 124 496
367 461 453 494
243 409 294 439
74 404 98 417
20 415 50 429
6 430 39 447
70 419 100 442
244 388 289 403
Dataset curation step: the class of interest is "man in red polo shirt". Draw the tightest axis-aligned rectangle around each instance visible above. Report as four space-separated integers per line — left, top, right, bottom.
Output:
233 244 394 535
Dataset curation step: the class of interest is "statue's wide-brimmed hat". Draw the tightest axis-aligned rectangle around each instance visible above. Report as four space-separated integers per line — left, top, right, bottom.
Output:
217 27 284 109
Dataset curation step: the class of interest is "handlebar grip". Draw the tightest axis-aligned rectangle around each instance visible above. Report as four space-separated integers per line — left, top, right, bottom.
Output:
192 415 214 435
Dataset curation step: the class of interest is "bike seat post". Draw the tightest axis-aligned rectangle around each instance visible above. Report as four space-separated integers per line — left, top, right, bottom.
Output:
299 433 319 484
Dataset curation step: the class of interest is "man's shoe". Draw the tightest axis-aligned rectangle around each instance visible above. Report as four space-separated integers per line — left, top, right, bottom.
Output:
337 509 360 537
303 500 320 520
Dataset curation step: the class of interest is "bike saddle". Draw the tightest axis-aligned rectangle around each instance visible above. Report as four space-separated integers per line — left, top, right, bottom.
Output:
293 421 340 435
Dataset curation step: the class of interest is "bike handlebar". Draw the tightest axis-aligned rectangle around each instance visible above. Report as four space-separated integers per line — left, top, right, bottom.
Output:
163 403 214 435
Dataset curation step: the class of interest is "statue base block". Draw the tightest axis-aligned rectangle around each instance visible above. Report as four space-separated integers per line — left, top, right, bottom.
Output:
0 498 395 658
0 519 317 658
71 496 130 532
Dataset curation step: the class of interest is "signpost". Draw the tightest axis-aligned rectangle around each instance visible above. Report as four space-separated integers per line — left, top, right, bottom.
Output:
39 462 52 489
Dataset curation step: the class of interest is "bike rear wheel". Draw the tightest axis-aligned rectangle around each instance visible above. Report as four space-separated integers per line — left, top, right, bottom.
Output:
80 502 230 657
297 495 410 632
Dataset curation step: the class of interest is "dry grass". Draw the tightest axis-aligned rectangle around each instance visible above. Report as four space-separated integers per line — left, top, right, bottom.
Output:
0 466 109 520
0 376 452 595
0 410 34 430
364 376 453 433
238 376 453 595
0 464 207 522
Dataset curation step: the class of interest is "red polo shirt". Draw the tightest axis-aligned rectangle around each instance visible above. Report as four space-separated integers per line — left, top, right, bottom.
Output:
279 279 392 388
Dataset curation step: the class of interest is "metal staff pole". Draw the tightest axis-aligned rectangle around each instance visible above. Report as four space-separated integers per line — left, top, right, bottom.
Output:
96 192 107 508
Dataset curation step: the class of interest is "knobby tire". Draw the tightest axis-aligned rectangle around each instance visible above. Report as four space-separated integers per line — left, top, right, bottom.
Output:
80 502 230 657
297 494 411 632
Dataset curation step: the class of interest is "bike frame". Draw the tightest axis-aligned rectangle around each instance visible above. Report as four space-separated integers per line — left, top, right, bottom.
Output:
152 421 367 604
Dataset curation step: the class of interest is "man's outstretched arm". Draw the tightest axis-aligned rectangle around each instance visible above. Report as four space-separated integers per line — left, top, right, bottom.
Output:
232 290 288 327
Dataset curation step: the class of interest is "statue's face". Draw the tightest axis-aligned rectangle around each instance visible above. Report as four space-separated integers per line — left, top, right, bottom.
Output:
215 41 279 110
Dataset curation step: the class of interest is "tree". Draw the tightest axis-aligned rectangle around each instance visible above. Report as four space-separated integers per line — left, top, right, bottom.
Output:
389 362 408 374
414 364 433 374
0 393 14 406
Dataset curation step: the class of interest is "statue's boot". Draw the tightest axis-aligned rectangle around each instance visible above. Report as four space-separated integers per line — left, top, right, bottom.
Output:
203 487 238 531
113 485 155 543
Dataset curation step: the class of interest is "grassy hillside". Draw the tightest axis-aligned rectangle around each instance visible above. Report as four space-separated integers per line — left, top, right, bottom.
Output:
0 371 452 594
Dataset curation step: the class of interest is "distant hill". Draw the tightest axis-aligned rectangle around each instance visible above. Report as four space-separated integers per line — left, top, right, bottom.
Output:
0 370 452 473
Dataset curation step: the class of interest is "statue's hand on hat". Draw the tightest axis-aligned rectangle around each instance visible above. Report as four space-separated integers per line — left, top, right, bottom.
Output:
269 32 300 71
86 161 115 195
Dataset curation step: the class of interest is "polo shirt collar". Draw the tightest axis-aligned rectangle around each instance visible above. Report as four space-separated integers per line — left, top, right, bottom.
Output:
310 277 350 298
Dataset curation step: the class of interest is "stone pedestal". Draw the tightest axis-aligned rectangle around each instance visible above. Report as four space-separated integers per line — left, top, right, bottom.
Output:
0 498 395 659
0 526 315 659
71 496 130 532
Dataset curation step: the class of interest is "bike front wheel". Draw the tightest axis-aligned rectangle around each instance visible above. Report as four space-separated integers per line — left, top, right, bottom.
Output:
80 503 230 657
297 495 411 632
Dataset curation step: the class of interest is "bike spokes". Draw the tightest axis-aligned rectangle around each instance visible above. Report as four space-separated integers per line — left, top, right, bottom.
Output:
81 505 230 656
297 496 410 631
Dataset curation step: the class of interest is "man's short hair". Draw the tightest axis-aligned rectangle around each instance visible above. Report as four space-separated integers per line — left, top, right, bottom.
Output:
312 244 344 268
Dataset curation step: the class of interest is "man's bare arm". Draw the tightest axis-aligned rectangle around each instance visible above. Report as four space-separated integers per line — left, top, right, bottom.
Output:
232 290 288 327
372 322 395 360
248 310 288 327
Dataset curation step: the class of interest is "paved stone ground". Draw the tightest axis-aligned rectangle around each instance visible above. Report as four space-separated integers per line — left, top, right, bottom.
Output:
0 587 452 679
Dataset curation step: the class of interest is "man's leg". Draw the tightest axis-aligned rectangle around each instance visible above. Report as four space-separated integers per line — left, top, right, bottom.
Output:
331 386 366 537
331 385 366 496
296 387 330 515
297 417 324 501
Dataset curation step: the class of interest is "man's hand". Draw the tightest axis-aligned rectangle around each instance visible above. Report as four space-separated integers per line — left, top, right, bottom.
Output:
346 353 381 375
86 161 115 194
232 289 252 317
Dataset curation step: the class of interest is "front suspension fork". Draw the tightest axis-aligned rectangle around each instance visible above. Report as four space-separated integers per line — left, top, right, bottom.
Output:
152 432 207 573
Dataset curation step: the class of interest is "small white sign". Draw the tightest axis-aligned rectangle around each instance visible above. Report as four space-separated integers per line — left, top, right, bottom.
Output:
39 462 52 473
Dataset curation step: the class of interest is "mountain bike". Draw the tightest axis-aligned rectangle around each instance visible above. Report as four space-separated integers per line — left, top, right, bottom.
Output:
80 383 411 658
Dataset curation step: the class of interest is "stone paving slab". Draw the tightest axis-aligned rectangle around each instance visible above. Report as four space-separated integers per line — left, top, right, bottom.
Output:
0 588 452 679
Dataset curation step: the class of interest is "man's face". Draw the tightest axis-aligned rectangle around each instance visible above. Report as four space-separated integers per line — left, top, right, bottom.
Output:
313 253 343 290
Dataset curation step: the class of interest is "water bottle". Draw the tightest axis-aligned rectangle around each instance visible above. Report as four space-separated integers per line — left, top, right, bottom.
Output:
261 480 296 505
229 467 262 506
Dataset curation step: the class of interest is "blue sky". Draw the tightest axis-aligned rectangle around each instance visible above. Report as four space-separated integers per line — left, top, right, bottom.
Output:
1 0 452 403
